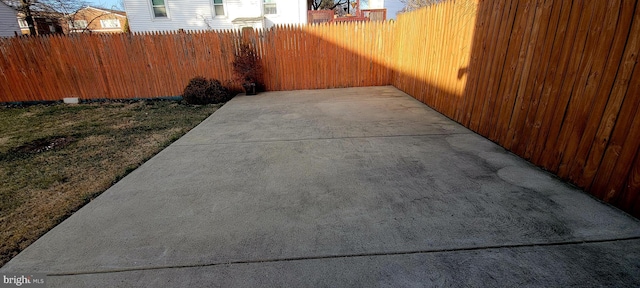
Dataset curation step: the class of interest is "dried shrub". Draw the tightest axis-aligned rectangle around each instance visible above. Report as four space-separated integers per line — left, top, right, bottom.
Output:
232 44 264 92
206 79 232 103
183 77 231 104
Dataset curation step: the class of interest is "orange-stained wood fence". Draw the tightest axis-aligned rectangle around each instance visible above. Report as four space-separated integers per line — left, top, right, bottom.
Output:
1 30 242 101
392 0 640 217
0 23 395 101
258 22 395 91
1 0 639 217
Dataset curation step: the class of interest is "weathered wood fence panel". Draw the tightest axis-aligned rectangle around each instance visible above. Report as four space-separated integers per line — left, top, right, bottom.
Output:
0 22 394 102
392 0 640 217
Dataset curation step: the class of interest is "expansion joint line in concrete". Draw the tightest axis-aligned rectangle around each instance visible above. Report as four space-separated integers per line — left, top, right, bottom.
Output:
48 236 640 277
172 132 474 146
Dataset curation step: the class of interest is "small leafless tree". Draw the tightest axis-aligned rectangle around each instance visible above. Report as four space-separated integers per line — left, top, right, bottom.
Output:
5 0 127 35
3 0 86 35
308 0 348 11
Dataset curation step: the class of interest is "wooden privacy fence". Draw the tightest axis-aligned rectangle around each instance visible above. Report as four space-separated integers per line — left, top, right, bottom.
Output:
0 22 395 101
307 9 387 24
1 31 242 101
308 10 335 24
1 0 639 217
362 9 387 21
393 0 640 216
260 22 394 91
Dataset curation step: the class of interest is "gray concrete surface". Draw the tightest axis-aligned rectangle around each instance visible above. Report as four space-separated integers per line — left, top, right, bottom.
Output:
2 86 639 287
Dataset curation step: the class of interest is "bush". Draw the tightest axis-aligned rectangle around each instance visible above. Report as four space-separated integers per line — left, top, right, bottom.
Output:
207 79 232 103
182 77 209 104
232 44 264 92
182 77 232 104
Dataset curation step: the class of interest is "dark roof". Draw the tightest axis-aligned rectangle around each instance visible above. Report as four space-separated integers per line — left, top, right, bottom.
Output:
17 11 64 19
0 1 17 11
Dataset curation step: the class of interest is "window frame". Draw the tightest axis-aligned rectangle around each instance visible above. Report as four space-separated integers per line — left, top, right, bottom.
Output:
18 19 29 28
212 0 225 17
150 0 169 19
263 0 277 15
69 19 88 30
100 19 121 29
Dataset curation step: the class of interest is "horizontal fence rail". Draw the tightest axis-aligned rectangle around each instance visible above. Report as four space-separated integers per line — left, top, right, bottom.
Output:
1 0 639 217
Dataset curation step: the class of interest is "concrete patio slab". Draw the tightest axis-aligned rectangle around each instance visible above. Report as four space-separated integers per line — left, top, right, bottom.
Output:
42 239 640 287
2 86 639 286
172 86 469 145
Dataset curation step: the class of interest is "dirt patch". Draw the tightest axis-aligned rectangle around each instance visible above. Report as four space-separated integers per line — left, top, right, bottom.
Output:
14 136 75 154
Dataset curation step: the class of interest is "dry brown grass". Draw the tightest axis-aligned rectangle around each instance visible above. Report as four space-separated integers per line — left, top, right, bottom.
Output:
0 100 220 267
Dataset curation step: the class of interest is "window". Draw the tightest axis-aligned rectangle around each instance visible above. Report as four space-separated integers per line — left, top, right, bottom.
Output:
18 19 28 28
213 0 224 16
263 0 277 15
69 20 88 29
151 0 168 18
49 25 56 33
100 19 121 28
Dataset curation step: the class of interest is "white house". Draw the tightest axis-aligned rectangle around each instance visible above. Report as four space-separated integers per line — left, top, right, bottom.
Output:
123 0 307 32
365 0 384 9
0 1 21 37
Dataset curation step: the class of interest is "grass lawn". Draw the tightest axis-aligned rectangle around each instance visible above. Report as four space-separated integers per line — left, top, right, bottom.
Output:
0 100 220 267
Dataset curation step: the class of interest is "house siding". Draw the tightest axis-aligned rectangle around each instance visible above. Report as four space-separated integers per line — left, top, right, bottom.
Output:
0 2 20 37
368 0 384 9
124 0 305 32
264 0 306 27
